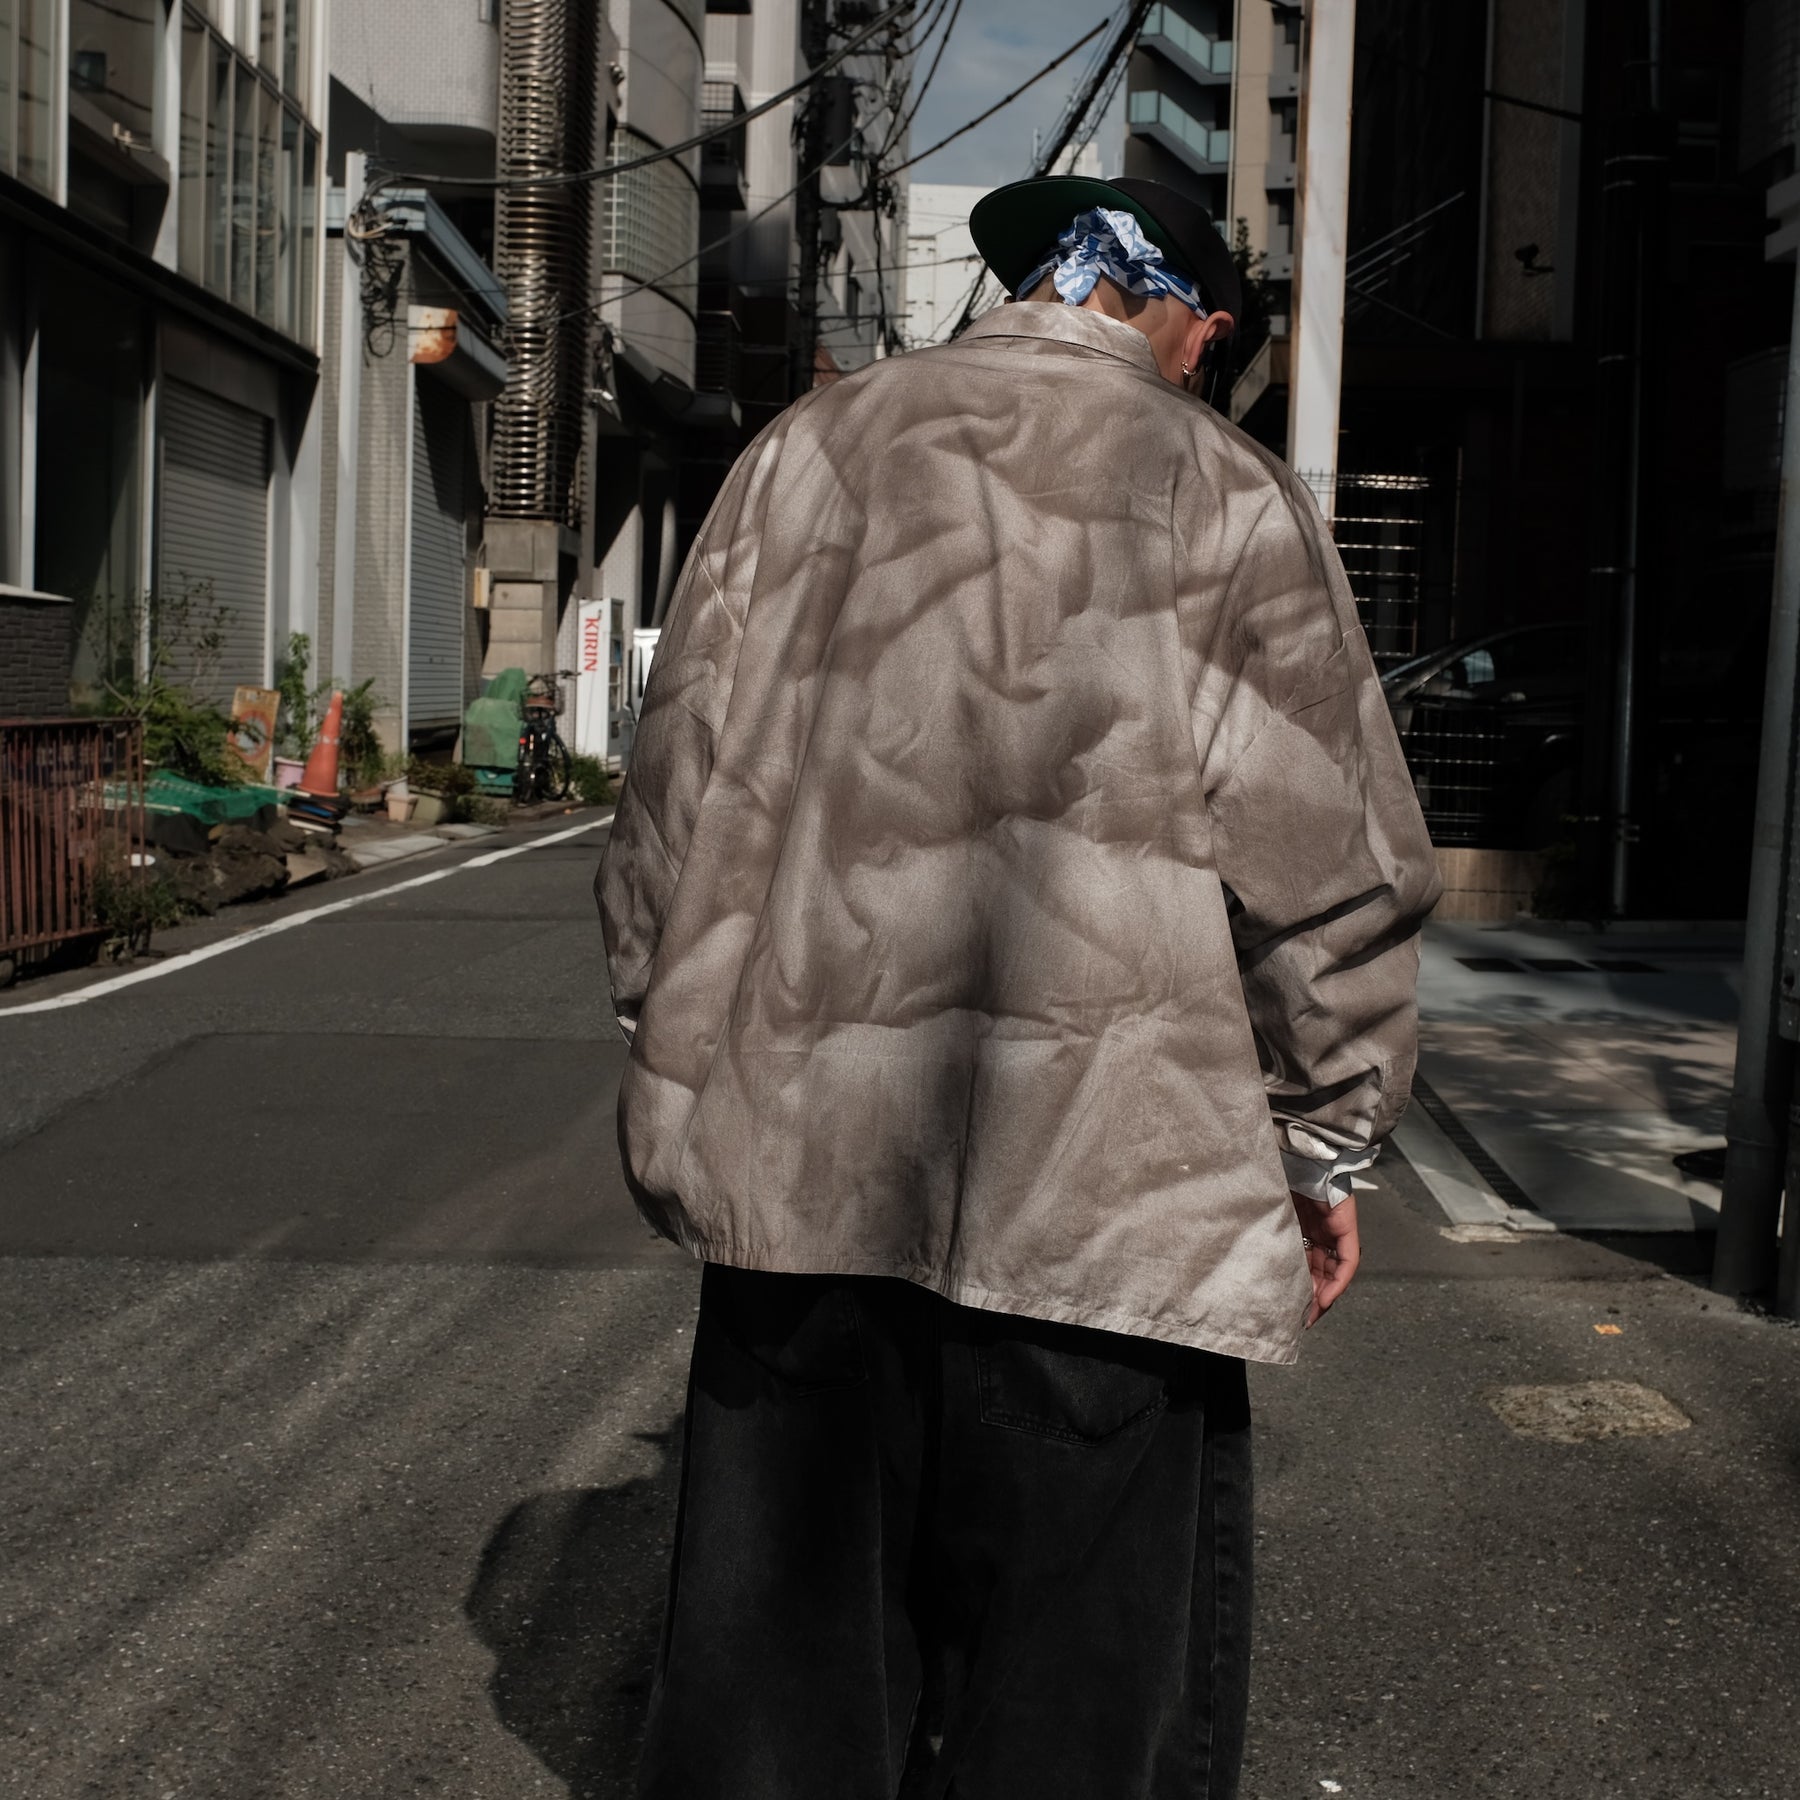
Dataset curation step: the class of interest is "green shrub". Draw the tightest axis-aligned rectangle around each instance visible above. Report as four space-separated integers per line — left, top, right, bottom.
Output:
339 680 385 787
571 753 614 806
406 757 480 821
80 582 253 787
90 850 185 958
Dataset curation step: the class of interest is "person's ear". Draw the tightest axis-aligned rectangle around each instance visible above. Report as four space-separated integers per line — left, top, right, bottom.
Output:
1190 310 1234 367
1182 311 1235 394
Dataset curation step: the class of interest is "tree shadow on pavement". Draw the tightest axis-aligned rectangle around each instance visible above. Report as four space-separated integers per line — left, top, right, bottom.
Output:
464 1424 683 1798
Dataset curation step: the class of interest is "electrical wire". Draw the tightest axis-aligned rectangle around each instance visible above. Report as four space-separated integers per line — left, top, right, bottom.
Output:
938 0 1157 343
881 15 1110 181
539 131 863 338
879 0 963 159
365 0 914 199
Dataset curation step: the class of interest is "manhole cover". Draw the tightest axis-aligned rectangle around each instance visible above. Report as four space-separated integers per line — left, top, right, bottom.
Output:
1488 1381 1691 1444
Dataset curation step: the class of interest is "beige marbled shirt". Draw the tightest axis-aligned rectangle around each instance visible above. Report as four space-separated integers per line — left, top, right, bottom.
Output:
598 302 1440 1364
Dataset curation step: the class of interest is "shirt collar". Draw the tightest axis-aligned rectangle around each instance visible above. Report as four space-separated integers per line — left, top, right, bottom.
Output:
957 300 1164 378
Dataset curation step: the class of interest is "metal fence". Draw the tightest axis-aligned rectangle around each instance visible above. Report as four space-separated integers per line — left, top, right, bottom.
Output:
0 718 147 965
1395 697 1506 847
1296 470 1429 671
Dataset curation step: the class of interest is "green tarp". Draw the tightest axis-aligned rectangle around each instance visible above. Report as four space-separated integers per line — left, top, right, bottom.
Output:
463 667 527 772
144 772 284 825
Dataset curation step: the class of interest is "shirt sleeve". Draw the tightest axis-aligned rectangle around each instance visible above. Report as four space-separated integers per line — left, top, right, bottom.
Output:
596 417 790 1041
1198 473 1443 1198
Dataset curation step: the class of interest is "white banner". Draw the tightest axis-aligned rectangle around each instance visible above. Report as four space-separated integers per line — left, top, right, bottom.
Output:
572 599 610 757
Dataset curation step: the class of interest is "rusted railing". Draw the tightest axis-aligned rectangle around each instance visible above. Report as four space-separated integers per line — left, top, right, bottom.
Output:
0 718 148 964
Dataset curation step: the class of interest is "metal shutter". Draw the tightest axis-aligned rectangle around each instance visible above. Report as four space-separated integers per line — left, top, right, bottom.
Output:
408 379 468 733
159 381 270 698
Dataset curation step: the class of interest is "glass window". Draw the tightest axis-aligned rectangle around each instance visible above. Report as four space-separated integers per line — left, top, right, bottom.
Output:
33 267 144 696
255 78 276 322
69 0 157 142
208 34 231 291
17 0 54 191
602 126 700 314
298 125 316 344
278 102 297 336
281 0 299 96
179 15 207 277
0 0 14 174
258 0 275 74
231 62 256 308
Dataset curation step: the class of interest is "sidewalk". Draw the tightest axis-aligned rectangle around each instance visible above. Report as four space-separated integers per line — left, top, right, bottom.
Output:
1396 919 1742 1234
1244 1156 1800 1800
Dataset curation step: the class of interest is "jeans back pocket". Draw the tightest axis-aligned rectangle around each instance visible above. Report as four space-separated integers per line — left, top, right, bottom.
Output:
974 1315 1170 1445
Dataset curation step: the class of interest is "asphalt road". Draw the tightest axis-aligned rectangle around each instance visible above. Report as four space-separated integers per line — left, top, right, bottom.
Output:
1 814 1796 1799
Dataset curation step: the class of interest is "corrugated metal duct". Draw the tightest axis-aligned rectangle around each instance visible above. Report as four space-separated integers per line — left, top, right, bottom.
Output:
491 0 596 522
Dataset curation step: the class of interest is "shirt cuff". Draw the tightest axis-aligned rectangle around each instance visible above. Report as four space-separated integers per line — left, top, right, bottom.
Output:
1280 1143 1377 1208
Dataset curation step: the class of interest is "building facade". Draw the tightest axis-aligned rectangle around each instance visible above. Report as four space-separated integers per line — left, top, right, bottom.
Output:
902 180 988 347
1 0 328 708
323 2 509 752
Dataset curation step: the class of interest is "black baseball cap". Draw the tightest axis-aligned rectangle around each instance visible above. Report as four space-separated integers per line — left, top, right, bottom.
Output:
969 175 1242 324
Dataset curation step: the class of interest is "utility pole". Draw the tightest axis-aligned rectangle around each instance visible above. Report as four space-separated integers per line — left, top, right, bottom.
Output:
1716 182 1800 1305
1577 101 1667 921
1286 0 1356 523
790 0 832 403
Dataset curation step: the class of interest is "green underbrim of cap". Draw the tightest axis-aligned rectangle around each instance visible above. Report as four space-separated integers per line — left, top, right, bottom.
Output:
969 176 1196 302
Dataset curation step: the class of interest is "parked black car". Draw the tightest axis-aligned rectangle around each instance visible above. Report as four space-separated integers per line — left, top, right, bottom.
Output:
1380 623 1583 847
1382 619 1762 914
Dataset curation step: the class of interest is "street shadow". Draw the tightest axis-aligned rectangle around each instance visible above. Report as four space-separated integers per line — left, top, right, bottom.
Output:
464 1423 684 1799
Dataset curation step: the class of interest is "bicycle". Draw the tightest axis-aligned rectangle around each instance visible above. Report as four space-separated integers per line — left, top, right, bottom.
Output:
514 670 574 805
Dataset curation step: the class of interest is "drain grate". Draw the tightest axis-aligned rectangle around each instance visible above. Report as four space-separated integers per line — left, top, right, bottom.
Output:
1409 1072 1544 1217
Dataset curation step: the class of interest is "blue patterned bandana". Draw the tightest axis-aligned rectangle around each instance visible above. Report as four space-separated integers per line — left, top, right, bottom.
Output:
1017 207 1210 318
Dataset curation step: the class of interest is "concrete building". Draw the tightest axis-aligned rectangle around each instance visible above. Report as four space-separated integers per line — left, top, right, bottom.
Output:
572 0 911 767
323 4 510 752
0 0 328 708
1125 0 1301 338
902 181 988 348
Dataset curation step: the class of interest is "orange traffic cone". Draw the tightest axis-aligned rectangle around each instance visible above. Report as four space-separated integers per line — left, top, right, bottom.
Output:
297 690 343 799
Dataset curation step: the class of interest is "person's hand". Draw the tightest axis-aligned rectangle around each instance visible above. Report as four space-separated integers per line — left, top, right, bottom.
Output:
1293 1192 1360 1328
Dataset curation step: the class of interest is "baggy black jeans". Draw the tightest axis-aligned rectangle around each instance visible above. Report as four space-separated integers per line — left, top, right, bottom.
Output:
636 1265 1254 1800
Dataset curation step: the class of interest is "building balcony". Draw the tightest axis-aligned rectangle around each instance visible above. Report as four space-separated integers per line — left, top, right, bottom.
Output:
696 308 742 396
1127 91 1230 173
1138 5 1234 84
701 84 748 213
1265 158 1297 191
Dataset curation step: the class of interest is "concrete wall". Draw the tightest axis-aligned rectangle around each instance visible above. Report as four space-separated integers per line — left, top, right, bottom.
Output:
1480 0 1582 342
606 0 707 384
353 281 412 753
331 0 499 145
903 183 988 347
0 592 74 718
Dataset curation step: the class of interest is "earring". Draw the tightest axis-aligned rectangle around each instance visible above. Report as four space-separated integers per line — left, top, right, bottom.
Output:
1180 362 1194 377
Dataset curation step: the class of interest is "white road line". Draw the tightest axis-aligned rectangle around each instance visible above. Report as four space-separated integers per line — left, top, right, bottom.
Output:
0 814 615 1018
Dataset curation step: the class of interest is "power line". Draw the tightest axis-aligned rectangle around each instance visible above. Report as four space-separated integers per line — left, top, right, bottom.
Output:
543 131 863 337
882 15 1111 180
366 0 914 199
942 0 1157 342
879 0 964 159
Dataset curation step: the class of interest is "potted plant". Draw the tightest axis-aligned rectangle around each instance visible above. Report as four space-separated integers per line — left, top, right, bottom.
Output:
274 632 330 788
404 756 475 827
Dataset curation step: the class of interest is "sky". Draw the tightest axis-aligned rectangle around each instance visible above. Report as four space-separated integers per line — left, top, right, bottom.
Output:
904 0 1129 190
